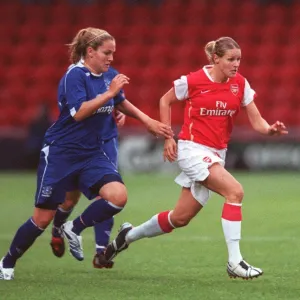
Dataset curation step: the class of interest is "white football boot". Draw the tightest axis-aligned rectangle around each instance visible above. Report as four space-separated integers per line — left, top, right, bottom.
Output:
227 260 263 279
0 257 14 280
61 221 84 261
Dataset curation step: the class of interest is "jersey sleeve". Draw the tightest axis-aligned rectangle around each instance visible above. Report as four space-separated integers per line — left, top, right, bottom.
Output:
109 68 126 105
241 79 256 107
114 89 126 105
64 68 87 117
173 75 189 100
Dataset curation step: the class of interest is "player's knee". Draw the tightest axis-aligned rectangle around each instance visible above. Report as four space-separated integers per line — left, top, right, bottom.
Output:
170 214 191 228
100 182 128 207
228 183 244 203
109 190 127 207
60 198 77 211
32 208 56 229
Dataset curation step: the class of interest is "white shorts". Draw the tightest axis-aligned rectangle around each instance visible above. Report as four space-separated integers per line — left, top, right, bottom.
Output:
174 140 227 206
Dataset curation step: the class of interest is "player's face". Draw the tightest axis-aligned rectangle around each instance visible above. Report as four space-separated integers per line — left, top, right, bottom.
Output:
217 48 241 78
89 39 116 73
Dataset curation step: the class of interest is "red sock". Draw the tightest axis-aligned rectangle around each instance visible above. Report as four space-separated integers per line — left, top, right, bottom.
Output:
157 211 174 233
222 203 242 221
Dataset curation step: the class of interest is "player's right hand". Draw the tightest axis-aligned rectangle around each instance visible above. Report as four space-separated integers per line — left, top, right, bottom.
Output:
163 138 177 162
145 118 173 139
109 74 130 96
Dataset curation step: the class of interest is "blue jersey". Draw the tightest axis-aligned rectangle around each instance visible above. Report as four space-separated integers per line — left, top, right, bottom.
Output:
44 62 125 150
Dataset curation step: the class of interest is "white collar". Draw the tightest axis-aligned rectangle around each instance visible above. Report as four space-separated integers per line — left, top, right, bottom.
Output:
202 65 229 83
80 58 102 77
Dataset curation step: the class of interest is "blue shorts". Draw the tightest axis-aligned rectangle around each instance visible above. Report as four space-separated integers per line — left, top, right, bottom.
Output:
34 138 121 209
101 137 118 168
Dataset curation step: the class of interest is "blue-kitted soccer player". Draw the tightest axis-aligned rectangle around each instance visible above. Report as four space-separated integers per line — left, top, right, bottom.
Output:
0 27 173 280
50 83 126 268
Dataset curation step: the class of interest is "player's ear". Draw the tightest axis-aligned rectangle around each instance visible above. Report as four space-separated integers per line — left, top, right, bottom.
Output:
86 46 94 58
214 54 220 64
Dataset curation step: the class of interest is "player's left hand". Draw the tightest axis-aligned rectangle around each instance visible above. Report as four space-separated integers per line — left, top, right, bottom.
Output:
115 110 126 128
163 138 177 162
268 121 288 136
146 118 174 139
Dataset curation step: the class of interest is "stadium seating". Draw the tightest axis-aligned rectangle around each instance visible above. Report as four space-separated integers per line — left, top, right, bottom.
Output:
0 0 298 127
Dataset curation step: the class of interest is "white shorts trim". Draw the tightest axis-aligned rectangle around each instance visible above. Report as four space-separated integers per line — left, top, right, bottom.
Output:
174 140 227 206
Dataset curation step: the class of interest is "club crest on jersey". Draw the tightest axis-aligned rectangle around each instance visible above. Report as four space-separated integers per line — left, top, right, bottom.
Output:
104 79 111 90
230 84 239 96
203 156 212 163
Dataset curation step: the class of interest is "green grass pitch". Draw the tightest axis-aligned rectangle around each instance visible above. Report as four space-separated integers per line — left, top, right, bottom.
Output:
0 172 299 300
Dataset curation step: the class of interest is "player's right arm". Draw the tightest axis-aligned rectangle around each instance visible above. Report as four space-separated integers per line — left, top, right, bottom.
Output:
65 69 129 122
160 88 178 162
160 75 189 162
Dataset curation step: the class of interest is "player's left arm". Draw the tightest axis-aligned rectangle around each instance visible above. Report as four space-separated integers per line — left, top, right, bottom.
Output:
115 99 173 139
115 110 126 127
245 101 288 136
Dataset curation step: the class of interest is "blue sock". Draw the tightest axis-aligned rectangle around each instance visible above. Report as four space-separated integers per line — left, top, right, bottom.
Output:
3 218 44 268
94 217 114 254
72 200 122 235
52 207 73 237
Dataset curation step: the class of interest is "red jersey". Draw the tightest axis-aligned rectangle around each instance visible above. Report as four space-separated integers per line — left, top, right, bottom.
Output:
174 66 256 149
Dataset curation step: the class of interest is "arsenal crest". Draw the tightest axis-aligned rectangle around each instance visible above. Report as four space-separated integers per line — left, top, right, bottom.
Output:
230 84 239 96
203 156 212 163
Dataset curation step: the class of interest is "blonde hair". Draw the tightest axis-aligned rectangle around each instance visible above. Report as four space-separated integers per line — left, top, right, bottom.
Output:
68 27 114 64
204 37 240 64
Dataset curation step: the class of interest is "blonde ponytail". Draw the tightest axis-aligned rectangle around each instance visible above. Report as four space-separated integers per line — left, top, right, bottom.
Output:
204 40 216 64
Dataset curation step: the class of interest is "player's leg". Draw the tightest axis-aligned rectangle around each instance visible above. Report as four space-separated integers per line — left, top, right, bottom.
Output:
0 207 56 280
1 146 61 279
93 138 118 268
92 218 114 269
201 163 263 279
104 186 206 261
50 190 81 258
0 145 72 280
62 152 127 261
62 181 126 261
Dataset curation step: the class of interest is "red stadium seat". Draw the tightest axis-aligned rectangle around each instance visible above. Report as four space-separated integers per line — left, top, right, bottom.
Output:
0 24 17 46
267 106 291 125
236 1 259 23
184 1 208 25
18 23 46 44
49 3 75 25
25 84 57 107
278 46 300 66
231 23 257 44
38 43 69 67
273 64 299 86
157 2 188 25
44 24 73 44
117 44 148 67
0 3 22 26
0 44 13 68
4 65 35 87
176 25 204 45
32 65 63 92
210 2 235 24
145 44 173 67
254 43 279 66
127 5 157 26
259 23 286 44
12 42 41 67
21 4 49 26
262 4 288 25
